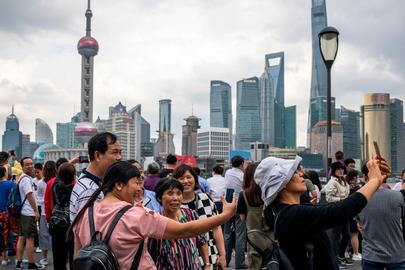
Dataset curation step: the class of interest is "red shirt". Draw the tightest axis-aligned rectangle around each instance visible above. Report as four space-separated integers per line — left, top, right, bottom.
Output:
44 177 55 221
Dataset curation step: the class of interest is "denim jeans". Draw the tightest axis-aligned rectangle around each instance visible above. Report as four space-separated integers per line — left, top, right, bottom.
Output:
362 260 405 270
224 214 246 268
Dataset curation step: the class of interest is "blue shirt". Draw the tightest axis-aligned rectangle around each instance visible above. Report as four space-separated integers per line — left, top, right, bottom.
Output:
0 180 16 212
143 189 161 213
197 176 210 193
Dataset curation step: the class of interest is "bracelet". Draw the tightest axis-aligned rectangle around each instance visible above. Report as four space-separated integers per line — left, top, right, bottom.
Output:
204 262 211 266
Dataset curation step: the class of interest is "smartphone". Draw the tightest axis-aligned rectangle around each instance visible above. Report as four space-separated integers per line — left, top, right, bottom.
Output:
225 188 235 203
373 141 381 158
79 155 89 163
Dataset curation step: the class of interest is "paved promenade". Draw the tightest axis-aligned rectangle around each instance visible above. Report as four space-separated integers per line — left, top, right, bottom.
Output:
2 252 362 269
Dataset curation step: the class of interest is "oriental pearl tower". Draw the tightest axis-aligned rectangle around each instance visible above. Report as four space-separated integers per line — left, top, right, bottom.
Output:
77 0 98 123
75 0 98 146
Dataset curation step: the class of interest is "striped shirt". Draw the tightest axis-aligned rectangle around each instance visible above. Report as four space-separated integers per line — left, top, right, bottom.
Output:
69 169 103 223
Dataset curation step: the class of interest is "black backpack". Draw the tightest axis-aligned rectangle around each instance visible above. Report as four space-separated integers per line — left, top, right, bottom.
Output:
48 183 70 237
73 204 144 270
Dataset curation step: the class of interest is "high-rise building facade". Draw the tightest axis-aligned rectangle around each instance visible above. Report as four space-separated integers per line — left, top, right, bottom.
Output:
77 0 98 123
56 122 80 149
2 107 23 158
182 115 201 156
159 99 171 132
155 99 175 157
128 104 152 160
308 0 328 145
390 98 405 172
210 81 232 144
21 134 31 158
260 53 285 147
106 102 135 160
284 105 297 149
309 96 336 132
235 77 261 150
340 106 361 159
35 118 54 144
361 93 391 164
310 120 343 167
197 127 230 160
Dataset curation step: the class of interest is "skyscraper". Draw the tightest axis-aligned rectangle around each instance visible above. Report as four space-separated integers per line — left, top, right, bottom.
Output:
309 96 336 132
128 104 152 160
390 98 405 172
340 106 361 159
35 118 54 144
21 134 31 158
260 52 285 147
159 99 171 132
197 127 230 160
235 77 261 150
308 0 328 145
2 106 22 158
155 99 175 157
210 80 232 145
77 0 98 123
106 102 135 160
361 93 391 164
182 115 201 156
284 105 296 149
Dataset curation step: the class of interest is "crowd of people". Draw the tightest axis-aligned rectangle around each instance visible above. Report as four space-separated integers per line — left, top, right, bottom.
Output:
0 132 404 270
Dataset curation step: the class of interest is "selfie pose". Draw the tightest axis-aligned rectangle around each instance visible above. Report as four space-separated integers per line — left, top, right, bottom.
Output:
255 155 390 270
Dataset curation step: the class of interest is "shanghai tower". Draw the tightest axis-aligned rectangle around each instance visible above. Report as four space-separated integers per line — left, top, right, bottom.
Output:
308 0 328 145
77 0 99 123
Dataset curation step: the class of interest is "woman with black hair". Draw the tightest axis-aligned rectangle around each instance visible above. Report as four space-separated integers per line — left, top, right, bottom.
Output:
323 162 352 267
174 164 226 269
71 161 236 270
150 178 210 269
237 163 269 269
255 156 390 270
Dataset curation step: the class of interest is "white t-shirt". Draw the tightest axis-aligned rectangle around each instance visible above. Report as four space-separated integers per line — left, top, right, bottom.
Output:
392 182 403 191
207 174 226 202
37 179 47 216
18 173 36 217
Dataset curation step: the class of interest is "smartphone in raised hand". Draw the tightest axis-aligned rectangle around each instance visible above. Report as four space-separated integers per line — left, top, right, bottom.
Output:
225 188 235 203
373 141 381 159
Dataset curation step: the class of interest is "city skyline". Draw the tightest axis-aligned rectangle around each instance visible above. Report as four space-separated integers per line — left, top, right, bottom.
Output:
0 1 404 153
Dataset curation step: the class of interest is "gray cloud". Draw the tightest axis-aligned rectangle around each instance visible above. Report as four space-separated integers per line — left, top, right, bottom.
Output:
1 0 404 151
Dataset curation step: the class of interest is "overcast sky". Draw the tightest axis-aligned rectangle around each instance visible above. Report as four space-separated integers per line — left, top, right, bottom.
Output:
1 0 404 153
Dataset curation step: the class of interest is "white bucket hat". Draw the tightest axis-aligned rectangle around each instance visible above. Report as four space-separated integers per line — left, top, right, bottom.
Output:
254 156 302 205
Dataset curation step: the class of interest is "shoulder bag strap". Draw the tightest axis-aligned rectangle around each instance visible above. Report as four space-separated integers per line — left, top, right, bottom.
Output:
272 204 294 242
130 240 144 270
52 182 61 206
242 191 251 208
88 204 96 240
103 205 132 244
193 192 200 211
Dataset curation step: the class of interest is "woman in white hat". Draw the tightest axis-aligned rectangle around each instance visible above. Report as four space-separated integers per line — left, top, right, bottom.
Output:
255 156 390 270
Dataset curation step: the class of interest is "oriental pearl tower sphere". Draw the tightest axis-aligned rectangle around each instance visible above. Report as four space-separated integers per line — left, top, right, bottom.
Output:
77 0 98 124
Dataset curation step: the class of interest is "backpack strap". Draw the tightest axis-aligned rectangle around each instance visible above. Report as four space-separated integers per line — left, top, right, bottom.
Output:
130 240 144 270
52 182 61 206
17 176 29 206
88 204 96 240
272 204 294 242
103 205 132 244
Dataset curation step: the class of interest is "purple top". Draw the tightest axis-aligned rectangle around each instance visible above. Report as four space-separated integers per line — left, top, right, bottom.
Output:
144 175 161 191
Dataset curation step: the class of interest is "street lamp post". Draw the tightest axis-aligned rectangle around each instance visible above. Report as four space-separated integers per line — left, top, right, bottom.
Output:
319 26 339 179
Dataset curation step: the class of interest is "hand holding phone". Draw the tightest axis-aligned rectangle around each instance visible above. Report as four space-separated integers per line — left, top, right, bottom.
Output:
225 188 235 203
79 155 89 163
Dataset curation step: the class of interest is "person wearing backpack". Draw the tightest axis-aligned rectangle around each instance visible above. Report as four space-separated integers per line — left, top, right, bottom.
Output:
237 163 270 270
50 162 76 270
69 161 237 270
254 156 390 270
15 157 44 270
0 166 16 266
